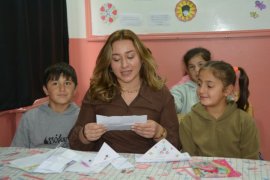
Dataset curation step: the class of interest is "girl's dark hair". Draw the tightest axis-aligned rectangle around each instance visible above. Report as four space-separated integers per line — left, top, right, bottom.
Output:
201 61 250 111
43 62 78 87
183 47 211 67
237 67 250 111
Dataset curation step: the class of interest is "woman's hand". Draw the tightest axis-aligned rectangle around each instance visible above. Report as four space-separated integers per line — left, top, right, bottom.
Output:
82 123 107 142
131 120 162 139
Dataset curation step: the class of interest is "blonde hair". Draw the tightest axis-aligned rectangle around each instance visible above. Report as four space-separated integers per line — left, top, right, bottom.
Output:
88 29 165 102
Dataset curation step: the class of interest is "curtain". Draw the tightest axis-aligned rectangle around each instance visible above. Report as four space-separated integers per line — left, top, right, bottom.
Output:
0 0 69 111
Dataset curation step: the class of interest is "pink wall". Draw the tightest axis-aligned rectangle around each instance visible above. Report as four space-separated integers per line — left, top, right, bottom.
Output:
0 113 17 146
0 98 48 147
70 34 270 160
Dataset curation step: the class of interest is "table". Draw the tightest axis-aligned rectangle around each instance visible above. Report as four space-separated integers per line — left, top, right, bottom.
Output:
0 147 270 179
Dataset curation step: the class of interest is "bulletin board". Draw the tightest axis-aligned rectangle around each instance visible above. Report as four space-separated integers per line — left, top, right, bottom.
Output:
86 0 270 41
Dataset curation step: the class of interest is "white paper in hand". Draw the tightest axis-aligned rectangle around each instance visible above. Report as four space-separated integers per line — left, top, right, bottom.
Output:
96 115 147 130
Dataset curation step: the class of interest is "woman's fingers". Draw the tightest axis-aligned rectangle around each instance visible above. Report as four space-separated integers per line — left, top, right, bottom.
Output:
131 120 158 138
84 123 107 141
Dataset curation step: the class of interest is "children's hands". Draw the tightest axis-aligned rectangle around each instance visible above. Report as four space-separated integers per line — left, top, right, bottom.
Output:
131 120 161 138
83 123 107 142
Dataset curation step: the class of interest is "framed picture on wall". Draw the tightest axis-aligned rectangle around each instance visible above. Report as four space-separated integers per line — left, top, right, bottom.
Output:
86 0 270 41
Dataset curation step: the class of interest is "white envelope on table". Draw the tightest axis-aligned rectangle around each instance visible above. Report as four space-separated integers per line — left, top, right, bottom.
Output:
136 139 191 163
9 147 81 173
96 115 147 130
9 150 54 172
34 148 81 173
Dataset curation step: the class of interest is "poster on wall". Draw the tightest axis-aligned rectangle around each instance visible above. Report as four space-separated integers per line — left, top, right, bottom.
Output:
88 0 270 39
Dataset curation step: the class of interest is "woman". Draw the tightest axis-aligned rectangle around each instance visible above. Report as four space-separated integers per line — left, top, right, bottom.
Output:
68 29 180 153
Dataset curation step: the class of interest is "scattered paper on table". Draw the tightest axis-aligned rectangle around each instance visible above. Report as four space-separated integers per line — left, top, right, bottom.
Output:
9 148 82 173
136 139 190 163
65 152 96 173
66 142 133 173
34 148 81 173
89 142 120 173
111 156 134 170
9 150 53 172
9 140 196 174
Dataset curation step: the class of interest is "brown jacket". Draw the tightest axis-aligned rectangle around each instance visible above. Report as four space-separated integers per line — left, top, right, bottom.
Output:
68 83 180 153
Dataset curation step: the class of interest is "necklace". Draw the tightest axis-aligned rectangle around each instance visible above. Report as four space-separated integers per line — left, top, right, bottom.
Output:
121 89 139 93
121 83 141 94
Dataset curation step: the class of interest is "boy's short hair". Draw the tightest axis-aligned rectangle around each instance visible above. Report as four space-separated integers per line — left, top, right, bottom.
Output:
183 47 211 67
43 62 78 87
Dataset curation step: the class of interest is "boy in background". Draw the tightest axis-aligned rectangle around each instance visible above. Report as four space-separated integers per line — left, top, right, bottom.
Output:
11 62 79 148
